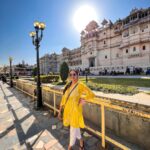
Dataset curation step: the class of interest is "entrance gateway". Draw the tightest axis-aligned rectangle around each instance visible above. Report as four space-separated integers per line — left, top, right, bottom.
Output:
89 57 95 67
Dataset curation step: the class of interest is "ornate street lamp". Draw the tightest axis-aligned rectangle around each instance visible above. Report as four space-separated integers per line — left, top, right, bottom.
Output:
9 57 13 87
29 21 46 109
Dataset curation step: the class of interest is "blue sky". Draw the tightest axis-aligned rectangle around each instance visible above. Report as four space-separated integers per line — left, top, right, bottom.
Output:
0 0 149 66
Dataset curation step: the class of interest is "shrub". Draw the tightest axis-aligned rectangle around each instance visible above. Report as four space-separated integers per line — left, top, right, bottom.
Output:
87 82 138 95
12 76 19 79
34 75 59 83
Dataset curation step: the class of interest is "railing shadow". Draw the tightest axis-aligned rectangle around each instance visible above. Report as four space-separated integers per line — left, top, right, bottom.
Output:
0 83 73 149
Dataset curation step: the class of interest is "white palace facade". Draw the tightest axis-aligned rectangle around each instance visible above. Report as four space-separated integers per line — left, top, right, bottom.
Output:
79 7 150 74
40 7 150 75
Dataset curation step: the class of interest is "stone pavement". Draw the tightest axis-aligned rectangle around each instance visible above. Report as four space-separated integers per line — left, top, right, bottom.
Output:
0 81 109 150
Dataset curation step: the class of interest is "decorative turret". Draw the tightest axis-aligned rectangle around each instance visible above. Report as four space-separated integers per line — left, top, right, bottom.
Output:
130 7 138 15
80 30 85 35
85 20 99 32
62 47 69 52
101 19 108 26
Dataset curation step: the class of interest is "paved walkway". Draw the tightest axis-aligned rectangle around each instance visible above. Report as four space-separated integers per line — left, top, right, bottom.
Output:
0 82 105 150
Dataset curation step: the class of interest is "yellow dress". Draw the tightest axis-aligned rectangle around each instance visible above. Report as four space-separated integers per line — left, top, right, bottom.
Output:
60 81 95 128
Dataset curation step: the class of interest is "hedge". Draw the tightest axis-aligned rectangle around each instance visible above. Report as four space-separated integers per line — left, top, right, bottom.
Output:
87 82 138 95
34 75 59 83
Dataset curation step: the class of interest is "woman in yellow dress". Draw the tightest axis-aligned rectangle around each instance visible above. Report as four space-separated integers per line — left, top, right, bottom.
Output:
58 69 95 150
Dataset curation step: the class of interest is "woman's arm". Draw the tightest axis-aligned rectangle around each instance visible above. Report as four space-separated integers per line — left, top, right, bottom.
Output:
58 95 66 120
79 82 95 103
59 81 69 109
58 105 63 120
60 94 66 107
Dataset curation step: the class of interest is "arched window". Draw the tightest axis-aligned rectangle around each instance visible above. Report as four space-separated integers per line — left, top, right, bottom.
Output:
143 45 146 50
133 47 136 51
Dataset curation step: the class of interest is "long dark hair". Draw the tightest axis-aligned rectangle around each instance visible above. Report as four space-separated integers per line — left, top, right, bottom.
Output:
63 69 79 95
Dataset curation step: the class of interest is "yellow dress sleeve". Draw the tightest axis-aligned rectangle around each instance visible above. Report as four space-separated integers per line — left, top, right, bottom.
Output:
60 81 70 107
79 82 95 103
60 94 66 107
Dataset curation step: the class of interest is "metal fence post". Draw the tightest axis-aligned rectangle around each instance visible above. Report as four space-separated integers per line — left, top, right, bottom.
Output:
101 104 105 148
22 81 23 91
16 80 17 88
54 92 56 116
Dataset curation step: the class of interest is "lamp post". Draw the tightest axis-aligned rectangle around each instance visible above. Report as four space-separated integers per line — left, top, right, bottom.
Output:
29 21 46 109
85 68 89 83
9 57 13 87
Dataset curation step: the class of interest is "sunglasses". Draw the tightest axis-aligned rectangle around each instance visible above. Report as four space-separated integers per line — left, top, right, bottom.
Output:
69 73 77 77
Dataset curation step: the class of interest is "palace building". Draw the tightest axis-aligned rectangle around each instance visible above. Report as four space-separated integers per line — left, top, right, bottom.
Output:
40 7 150 75
79 7 150 74
40 53 58 74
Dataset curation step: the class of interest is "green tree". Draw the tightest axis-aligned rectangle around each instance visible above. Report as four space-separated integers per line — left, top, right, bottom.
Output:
32 67 37 76
60 62 69 83
3 65 7 74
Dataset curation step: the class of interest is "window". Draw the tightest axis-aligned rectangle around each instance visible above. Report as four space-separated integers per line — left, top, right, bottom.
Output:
133 47 136 51
104 40 106 44
143 45 146 50
116 53 119 57
139 12 148 18
105 55 107 59
123 30 129 37
130 27 138 34
140 24 148 32
126 49 128 53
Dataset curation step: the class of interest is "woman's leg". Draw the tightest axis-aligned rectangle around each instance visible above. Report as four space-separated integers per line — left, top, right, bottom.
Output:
76 128 81 140
79 138 84 148
68 145 72 150
68 126 77 149
76 128 84 149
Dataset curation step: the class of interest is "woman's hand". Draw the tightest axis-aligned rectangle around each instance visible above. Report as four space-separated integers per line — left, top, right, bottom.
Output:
58 106 63 121
57 110 62 120
79 98 86 106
